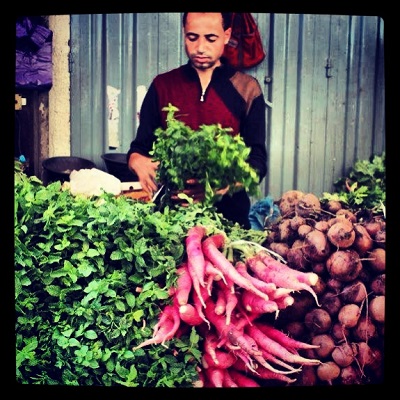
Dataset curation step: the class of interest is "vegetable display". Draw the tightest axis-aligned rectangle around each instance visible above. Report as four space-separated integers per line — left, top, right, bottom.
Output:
14 161 265 387
15 150 385 387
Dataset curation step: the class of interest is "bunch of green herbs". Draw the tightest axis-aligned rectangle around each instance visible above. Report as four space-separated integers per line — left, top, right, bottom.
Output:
150 104 260 206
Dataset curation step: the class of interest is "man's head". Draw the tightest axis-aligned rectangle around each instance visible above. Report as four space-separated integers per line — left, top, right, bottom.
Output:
182 12 232 71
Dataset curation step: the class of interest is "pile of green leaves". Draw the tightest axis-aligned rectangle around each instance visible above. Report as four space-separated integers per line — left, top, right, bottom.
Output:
150 103 260 205
15 161 265 387
321 152 386 215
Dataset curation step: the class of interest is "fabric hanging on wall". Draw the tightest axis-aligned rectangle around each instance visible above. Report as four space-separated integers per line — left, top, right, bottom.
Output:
15 16 53 90
223 13 266 70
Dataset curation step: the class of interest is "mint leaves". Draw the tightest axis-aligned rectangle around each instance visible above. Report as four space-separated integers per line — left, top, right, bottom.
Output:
150 104 260 206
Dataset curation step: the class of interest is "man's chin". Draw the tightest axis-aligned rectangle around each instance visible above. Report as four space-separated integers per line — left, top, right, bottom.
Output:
191 61 214 70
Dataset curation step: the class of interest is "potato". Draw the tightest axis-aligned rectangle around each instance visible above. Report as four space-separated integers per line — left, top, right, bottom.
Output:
374 229 386 248
289 215 306 231
336 209 357 223
278 218 295 242
314 219 330 233
286 240 310 270
298 365 318 386
297 224 313 238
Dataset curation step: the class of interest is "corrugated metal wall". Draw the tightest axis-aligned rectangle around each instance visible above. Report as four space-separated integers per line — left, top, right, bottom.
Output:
70 13 385 200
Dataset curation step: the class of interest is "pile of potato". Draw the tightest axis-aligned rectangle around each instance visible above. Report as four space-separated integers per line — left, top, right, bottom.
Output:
263 190 385 385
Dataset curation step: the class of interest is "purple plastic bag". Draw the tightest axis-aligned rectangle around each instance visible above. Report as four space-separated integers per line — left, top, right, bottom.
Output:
15 17 53 90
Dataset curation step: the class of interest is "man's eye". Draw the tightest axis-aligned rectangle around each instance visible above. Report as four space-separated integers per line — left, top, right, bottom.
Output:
186 34 198 41
205 35 218 43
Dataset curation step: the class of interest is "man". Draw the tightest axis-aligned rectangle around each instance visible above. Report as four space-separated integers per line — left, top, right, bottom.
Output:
127 12 267 229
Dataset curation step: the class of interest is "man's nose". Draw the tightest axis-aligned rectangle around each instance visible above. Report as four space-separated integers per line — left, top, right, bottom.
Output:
196 38 207 53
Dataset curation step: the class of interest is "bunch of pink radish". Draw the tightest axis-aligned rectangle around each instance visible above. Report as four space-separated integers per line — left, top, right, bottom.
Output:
265 190 385 385
133 225 325 387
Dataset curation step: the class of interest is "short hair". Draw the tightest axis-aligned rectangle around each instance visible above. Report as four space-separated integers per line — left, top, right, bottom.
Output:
182 12 232 31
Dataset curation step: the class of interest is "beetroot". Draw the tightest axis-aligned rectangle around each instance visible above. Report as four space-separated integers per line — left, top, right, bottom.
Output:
295 192 321 218
303 229 331 262
327 218 355 249
326 249 363 282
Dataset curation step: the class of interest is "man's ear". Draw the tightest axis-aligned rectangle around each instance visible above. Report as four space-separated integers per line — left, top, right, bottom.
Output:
224 27 232 45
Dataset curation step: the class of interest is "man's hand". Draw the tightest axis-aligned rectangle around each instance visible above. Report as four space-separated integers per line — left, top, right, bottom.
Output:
128 153 159 195
170 179 234 206
170 178 205 206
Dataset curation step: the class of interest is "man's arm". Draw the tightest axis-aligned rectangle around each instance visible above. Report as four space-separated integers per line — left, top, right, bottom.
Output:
242 93 268 182
127 83 162 159
127 83 162 195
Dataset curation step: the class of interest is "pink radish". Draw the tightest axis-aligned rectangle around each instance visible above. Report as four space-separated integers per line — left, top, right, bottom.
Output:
178 303 204 326
132 312 174 351
205 259 226 295
201 348 236 369
246 254 321 306
240 290 278 314
203 297 260 356
259 347 302 373
255 323 320 353
204 367 224 387
192 284 210 328
214 284 227 315
228 369 260 387
235 261 277 294
216 277 238 325
186 225 207 307
222 369 238 387
174 263 192 306
202 331 220 365
246 324 321 366
151 304 180 342
232 359 297 384
202 233 271 303
274 294 295 310
257 251 319 287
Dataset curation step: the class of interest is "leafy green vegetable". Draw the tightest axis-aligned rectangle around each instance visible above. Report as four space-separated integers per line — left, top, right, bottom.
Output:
321 152 385 215
150 103 260 206
15 162 266 386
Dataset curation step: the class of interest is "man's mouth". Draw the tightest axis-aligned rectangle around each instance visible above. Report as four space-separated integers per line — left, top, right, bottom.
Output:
193 56 209 63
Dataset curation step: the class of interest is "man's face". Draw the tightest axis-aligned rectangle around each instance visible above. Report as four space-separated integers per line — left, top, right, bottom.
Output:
184 13 231 71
